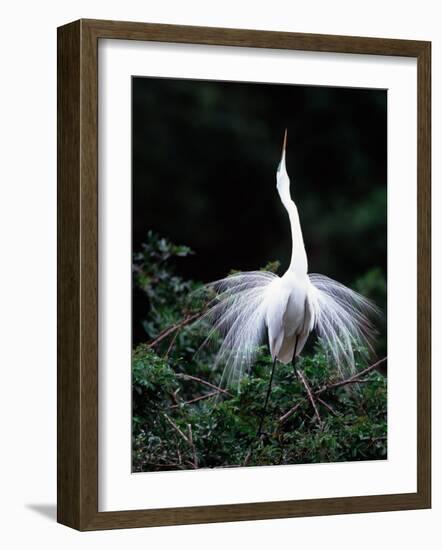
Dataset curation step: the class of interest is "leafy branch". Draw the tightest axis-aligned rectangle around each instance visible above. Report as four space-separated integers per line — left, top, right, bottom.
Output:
132 233 387 472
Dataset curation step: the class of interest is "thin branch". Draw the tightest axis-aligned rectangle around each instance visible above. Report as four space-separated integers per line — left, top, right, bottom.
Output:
168 388 180 406
163 413 190 444
187 424 198 468
296 368 323 427
176 373 232 396
147 310 205 349
320 378 371 390
242 448 252 467
163 414 199 469
277 356 388 426
317 397 339 416
278 400 303 424
164 329 179 358
187 424 193 446
167 391 219 409
316 357 387 395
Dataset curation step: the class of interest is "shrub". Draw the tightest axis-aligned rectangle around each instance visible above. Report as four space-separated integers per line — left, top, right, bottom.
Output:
132 233 387 472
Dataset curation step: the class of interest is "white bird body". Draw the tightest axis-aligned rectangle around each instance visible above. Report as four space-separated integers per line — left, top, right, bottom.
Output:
265 271 313 363
198 130 379 390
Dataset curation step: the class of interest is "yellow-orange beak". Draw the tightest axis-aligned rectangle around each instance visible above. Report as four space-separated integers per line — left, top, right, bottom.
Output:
281 128 287 157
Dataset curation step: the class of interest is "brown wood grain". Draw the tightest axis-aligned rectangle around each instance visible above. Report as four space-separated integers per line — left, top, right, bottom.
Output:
57 19 431 531
416 41 431 506
57 20 81 529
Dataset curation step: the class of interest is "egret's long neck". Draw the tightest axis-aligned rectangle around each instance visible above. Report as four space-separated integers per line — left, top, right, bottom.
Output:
281 195 308 275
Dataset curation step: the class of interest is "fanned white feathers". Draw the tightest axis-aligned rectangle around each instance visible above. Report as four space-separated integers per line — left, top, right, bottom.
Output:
194 130 380 390
197 271 378 390
197 271 278 389
308 274 379 376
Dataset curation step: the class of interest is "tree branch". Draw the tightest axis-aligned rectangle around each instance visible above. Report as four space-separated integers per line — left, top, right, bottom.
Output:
147 310 205 349
316 357 387 395
163 413 190 444
163 414 199 469
296 368 323 427
278 400 303 424
187 423 198 468
176 373 232 396
317 397 339 416
279 357 387 424
164 329 179 358
167 391 219 409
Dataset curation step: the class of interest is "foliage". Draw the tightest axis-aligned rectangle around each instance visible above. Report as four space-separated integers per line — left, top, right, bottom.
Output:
132 233 387 472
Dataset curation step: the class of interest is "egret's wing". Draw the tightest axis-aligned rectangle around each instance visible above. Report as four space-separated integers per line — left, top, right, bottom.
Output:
265 279 291 361
292 293 316 359
196 271 277 390
309 274 380 375
268 285 314 363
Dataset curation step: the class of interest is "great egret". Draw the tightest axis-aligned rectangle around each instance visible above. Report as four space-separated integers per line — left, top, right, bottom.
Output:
198 130 379 433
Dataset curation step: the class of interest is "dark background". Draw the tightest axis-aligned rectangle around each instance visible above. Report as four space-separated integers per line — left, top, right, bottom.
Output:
132 77 387 347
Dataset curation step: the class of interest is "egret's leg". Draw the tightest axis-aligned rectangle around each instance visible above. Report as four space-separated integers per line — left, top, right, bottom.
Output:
257 356 277 437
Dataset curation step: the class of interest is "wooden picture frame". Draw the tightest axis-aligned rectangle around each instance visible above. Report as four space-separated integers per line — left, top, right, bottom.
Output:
57 18 431 530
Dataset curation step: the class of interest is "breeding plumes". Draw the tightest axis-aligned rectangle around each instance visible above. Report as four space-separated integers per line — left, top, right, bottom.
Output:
196 130 379 430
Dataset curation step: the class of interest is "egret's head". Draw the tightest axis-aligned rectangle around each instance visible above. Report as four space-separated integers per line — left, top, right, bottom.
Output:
276 129 291 203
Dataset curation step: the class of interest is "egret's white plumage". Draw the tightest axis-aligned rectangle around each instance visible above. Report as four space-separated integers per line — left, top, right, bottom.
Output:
198 130 379 389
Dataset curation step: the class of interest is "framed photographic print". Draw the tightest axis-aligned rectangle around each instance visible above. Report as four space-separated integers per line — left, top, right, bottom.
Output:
57 19 431 530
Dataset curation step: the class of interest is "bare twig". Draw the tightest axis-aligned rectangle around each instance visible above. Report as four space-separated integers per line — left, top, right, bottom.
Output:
168 388 180 406
316 357 387 395
277 357 388 426
296 368 323 427
164 329 179 358
147 310 205 349
163 413 190 444
317 397 339 416
187 424 193 446
187 424 198 468
176 373 232 396
278 400 303 424
242 448 252 467
163 414 199 469
167 391 219 409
